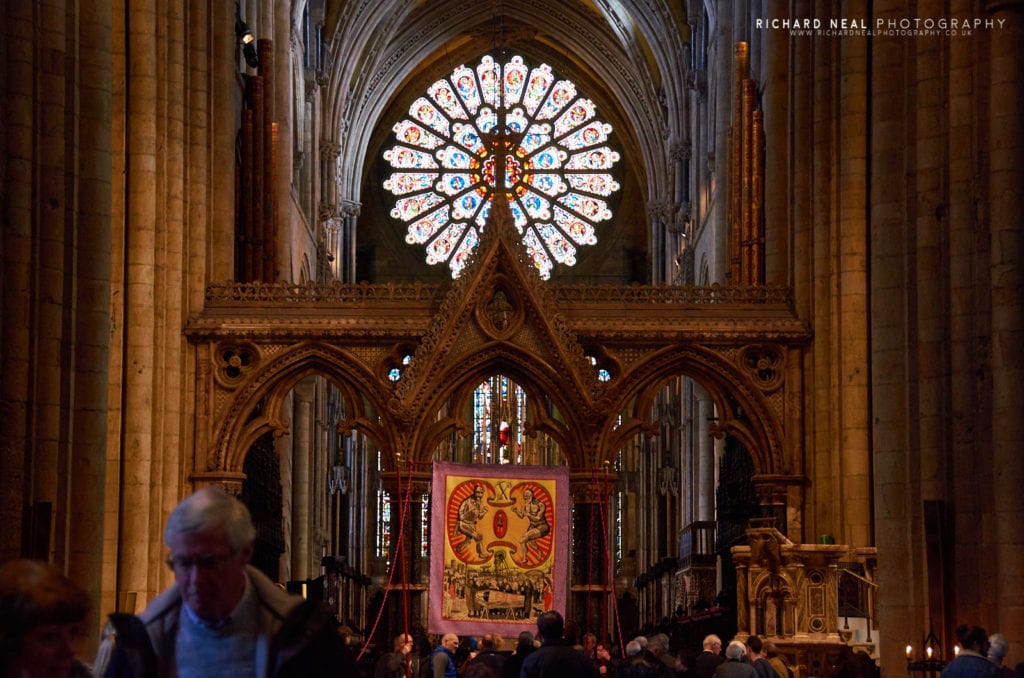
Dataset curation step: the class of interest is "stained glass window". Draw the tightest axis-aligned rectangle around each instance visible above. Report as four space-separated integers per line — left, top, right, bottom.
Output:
384 54 620 279
471 374 527 464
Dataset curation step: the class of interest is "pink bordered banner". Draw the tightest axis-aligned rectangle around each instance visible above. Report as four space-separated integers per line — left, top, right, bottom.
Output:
428 461 569 636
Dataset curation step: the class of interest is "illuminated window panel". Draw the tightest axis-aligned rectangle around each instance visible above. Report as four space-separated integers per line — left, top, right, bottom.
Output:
385 54 620 279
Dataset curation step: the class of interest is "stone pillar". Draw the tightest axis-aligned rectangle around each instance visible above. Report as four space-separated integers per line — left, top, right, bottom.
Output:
118 0 160 610
987 0 1024 650
291 380 314 579
761 3 789 286
836 0 871 548
68 3 115 648
697 394 716 522
710 4 733 283
341 199 361 284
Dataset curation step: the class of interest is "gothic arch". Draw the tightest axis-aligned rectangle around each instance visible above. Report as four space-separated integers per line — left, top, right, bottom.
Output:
599 344 787 476
197 341 397 481
406 348 588 464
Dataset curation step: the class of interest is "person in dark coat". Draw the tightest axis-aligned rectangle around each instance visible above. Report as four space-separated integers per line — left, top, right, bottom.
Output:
713 641 757 678
521 610 600 678
940 626 999 678
502 631 536 678
695 635 725 678
92 486 354 678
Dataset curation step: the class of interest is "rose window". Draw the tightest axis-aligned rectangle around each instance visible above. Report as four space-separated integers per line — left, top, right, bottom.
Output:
383 54 620 279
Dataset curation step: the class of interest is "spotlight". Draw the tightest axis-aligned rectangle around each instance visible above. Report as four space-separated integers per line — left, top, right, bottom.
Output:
235 19 259 69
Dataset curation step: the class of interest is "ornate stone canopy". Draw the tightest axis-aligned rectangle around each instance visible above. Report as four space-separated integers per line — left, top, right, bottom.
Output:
186 193 811 518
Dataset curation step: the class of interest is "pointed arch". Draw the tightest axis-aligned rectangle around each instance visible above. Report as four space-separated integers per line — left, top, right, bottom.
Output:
203 341 398 477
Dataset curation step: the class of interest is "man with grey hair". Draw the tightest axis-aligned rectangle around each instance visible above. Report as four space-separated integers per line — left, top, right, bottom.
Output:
95 485 353 677
988 633 1013 678
696 634 725 678
713 640 757 678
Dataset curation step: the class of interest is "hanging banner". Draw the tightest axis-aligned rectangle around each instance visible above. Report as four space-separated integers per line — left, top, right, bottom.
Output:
429 461 569 636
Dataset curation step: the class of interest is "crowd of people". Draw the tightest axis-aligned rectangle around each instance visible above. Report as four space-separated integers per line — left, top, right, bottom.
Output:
1 486 1021 678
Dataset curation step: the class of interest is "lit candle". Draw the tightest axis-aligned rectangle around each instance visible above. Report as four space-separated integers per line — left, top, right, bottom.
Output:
906 645 913 659
926 647 933 660
301 583 308 599
954 646 960 657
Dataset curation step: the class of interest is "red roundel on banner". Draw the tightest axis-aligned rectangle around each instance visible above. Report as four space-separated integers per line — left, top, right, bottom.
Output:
493 509 508 538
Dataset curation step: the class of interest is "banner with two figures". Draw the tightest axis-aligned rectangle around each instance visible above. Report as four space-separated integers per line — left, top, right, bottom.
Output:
428 461 569 637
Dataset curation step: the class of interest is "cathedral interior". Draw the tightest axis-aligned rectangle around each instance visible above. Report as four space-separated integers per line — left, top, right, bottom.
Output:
1 1 1021 676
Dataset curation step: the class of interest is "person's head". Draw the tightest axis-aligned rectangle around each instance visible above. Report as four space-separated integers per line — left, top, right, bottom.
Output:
0 560 90 678
583 633 598 653
393 633 414 652
747 635 764 657
988 634 1009 664
523 489 534 501
473 485 484 499
441 633 459 652
703 635 723 653
163 485 256 623
725 640 747 661
764 641 781 659
626 640 643 657
480 633 500 651
536 610 565 643
956 625 989 654
649 634 670 656
515 630 535 654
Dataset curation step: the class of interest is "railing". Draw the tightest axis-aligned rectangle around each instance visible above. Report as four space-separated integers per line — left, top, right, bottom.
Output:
678 521 717 570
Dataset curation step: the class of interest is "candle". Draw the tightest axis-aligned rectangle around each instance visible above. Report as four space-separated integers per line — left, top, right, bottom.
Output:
906 645 913 658
954 646 960 657
926 647 933 660
302 583 308 599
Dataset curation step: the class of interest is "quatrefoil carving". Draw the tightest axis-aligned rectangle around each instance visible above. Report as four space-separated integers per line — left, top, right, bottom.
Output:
739 345 784 391
214 343 260 387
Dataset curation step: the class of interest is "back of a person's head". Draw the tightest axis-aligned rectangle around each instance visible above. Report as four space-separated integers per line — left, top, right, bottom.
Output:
764 641 780 659
988 634 1009 662
537 610 565 642
747 635 764 655
480 633 499 651
516 630 535 653
164 485 256 549
726 640 747 661
955 625 989 653
0 560 90 666
704 635 722 651
649 634 670 655
626 640 643 657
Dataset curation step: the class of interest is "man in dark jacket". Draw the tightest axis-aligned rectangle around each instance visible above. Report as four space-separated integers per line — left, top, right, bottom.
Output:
521 610 600 678
93 486 353 677
695 635 725 678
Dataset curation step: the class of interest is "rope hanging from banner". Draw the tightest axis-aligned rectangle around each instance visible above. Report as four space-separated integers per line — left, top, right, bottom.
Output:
357 455 416 667
596 463 626 659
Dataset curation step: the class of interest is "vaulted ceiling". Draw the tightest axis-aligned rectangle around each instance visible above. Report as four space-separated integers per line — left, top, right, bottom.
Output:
316 0 692 284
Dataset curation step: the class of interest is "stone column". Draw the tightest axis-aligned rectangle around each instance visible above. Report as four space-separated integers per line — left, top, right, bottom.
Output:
697 394 716 522
341 199 362 284
68 3 115 648
836 0 871 548
118 0 160 610
761 1 789 286
291 380 314 579
987 0 1024 646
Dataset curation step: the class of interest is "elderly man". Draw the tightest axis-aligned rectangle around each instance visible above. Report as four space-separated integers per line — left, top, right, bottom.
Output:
96 485 353 677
